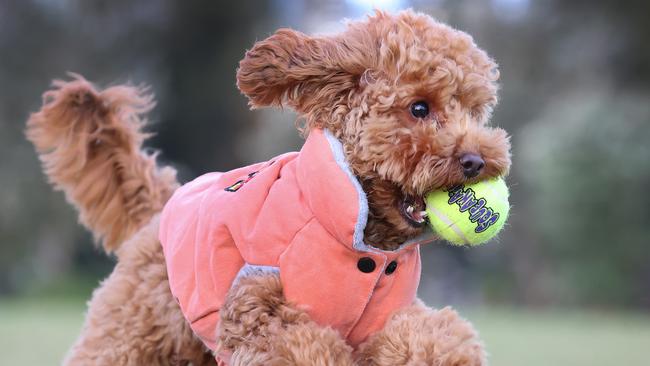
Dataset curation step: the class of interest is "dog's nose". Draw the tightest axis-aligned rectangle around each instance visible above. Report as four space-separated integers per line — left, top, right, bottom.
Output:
459 153 485 178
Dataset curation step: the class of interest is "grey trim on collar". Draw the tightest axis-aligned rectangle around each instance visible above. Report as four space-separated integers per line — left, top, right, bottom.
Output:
323 130 433 254
234 264 280 284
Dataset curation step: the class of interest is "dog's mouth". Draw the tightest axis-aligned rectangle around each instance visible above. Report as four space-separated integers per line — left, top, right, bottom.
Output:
398 194 428 228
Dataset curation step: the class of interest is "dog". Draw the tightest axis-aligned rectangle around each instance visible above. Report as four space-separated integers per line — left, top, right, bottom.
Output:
27 9 510 366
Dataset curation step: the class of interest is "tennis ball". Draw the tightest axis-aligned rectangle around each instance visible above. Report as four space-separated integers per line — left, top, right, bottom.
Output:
425 177 510 246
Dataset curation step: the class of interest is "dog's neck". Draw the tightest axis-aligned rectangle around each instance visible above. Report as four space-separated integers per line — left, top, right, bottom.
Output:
332 132 424 251
360 177 425 251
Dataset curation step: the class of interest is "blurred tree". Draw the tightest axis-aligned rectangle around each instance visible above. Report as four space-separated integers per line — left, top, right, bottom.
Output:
519 93 650 308
153 0 273 178
0 0 272 295
1 0 649 310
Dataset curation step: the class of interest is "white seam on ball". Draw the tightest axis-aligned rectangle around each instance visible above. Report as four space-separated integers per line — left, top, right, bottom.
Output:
429 206 469 244
484 179 509 204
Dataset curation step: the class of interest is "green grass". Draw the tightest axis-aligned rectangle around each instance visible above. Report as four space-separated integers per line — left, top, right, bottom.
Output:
467 307 650 366
1 298 649 365
0 298 85 365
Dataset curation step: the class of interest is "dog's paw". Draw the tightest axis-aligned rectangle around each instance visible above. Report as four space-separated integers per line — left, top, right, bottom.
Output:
267 322 355 366
356 302 486 366
227 322 355 366
217 273 310 352
219 273 354 366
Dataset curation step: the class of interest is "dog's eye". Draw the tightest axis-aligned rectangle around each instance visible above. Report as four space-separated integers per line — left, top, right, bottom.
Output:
410 101 429 119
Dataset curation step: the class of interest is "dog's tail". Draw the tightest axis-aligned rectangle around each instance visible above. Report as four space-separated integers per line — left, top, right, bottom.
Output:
26 74 178 253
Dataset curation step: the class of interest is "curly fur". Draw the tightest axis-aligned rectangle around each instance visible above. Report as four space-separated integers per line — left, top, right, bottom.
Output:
64 217 213 365
217 274 355 366
27 77 212 364
238 10 510 249
26 74 177 252
27 9 506 366
355 300 485 365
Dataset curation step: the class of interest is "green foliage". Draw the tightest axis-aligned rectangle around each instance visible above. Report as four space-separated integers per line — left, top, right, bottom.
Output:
1 0 649 309
519 93 650 306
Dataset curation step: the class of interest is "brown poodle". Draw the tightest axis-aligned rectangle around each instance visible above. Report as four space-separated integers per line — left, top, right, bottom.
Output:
27 10 510 366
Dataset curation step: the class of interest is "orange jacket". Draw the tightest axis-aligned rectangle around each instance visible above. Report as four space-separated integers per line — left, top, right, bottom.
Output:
159 129 432 351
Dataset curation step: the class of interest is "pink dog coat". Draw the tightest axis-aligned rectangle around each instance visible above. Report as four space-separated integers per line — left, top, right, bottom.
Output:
159 129 433 352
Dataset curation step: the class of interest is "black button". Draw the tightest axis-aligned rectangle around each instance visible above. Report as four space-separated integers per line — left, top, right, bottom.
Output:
385 260 398 275
357 257 376 273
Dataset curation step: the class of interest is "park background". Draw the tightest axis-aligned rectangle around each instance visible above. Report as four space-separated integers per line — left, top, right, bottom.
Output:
1 0 649 364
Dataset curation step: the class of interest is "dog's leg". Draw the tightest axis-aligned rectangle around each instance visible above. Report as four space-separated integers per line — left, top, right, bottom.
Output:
62 218 213 366
217 273 355 366
355 299 486 366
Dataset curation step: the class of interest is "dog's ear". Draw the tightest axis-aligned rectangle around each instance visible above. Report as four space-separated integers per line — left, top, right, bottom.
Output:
237 29 366 118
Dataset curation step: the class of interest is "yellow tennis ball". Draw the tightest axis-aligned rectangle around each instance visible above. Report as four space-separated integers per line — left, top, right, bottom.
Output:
425 177 510 246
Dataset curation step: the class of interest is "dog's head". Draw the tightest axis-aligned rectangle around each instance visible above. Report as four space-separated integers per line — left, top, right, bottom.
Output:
237 10 511 249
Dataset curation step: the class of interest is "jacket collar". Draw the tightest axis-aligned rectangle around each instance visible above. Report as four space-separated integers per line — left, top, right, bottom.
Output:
296 129 434 254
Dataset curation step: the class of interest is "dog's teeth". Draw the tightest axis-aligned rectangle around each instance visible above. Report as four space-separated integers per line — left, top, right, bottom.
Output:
406 205 414 214
413 211 428 223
